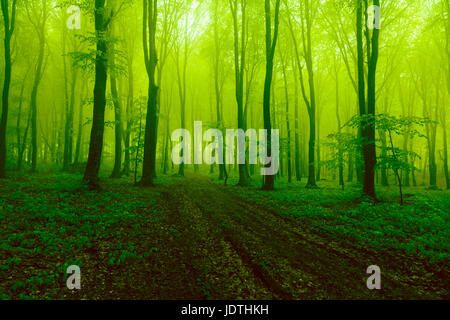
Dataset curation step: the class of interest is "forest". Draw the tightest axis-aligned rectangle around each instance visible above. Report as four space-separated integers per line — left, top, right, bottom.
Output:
0 0 448 300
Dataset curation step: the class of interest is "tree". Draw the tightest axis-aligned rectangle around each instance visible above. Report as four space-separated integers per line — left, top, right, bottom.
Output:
229 0 250 186
109 1 125 179
348 114 429 204
0 0 17 178
279 47 292 183
285 0 318 189
355 0 380 198
83 0 112 187
211 0 226 181
262 0 281 191
139 0 159 186
26 0 49 173
61 7 81 172
441 0 450 189
333 56 345 188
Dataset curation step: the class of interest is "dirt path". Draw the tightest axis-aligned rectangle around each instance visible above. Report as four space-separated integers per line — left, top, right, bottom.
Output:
146 173 447 300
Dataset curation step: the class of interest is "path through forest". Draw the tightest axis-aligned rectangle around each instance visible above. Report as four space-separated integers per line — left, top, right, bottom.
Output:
133 173 446 299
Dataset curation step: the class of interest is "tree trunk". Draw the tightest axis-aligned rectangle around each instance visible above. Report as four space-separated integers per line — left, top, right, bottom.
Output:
379 130 389 186
140 0 159 186
30 34 45 173
122 54 134 176
356 0 378 198
229 0 250 186
109 22 122 179
262 0 281 190
442 104 450 189
83 0 110 187
292 60 301 182
280 51 292 183
74 83 86 164
15 73 27 170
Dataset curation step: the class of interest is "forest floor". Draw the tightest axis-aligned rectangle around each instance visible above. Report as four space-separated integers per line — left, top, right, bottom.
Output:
0 171 448 299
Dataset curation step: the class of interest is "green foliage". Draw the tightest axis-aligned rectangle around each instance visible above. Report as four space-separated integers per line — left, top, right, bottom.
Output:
321 132 361 171
234 179 450 262
0 173 166 299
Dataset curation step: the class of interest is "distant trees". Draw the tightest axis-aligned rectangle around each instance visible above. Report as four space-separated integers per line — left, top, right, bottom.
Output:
0 0 447 192
0 0 17 178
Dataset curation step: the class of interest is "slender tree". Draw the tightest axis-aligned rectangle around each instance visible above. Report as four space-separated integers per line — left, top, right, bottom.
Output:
355 0 380 198
280 48 292 183
285 0 318 188
262 0 281 190
139 0 159 186
212 0 226 181
229 0 250 186
26 0 49 173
